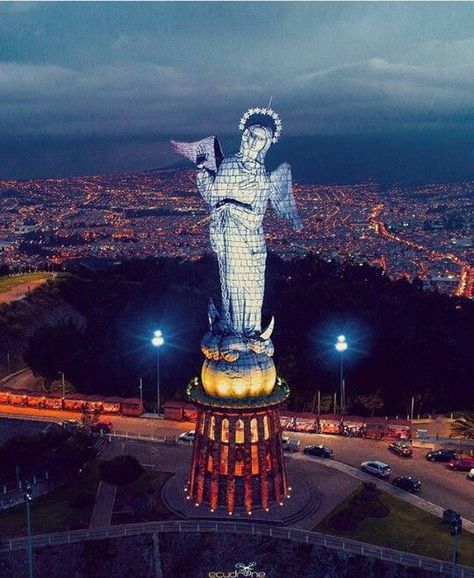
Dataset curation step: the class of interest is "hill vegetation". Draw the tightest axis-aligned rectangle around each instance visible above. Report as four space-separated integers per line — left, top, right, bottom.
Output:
1 254 470 415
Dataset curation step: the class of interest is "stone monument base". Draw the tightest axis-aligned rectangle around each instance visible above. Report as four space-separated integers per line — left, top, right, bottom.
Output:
186 380 289 514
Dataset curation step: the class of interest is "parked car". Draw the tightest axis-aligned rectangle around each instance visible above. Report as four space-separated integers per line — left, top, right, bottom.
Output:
425 449 457 462
61 419 81 431
282 436 300 452
91 421 112 434
391 476 421 493
303 445 333 458
466 468 474 481
361 461 391 478
448 457 474 472
178 430 196 443
388 441 412 457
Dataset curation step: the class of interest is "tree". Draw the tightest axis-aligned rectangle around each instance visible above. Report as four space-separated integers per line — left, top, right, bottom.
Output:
314 393 336 414
357 390 384 417
81 405 101 432
450 414 474 439
99 455 143 485
413 390 433 417
49 378 75 395
24 320 85 383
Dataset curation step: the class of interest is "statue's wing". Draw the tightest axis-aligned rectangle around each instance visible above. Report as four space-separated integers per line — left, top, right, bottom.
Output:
170 136 224 173
269 163 303 231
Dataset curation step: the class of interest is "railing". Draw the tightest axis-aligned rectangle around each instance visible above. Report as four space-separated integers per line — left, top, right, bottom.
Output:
1 520 472 577
107 430 181 445
0 410 62 424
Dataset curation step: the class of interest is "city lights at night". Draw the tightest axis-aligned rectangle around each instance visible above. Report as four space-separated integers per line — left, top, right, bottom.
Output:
0 3 473 578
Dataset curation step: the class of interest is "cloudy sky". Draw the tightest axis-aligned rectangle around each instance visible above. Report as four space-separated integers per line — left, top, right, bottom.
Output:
1 2 474 180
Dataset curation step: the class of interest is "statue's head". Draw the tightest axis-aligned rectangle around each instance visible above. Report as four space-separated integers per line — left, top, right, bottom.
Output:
238 106 282 163
240 124 272 163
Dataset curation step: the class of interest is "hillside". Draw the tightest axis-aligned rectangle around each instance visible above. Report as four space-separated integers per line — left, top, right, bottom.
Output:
0 277 86 357
1 255 472 414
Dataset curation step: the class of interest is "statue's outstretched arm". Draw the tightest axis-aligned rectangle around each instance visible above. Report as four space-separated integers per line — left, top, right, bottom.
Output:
170 136 223 173
269 163 303 231
170 135 224 207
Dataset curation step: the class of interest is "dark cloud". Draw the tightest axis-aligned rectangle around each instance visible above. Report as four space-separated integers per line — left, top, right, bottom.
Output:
0 3 473 178
1 55 472 139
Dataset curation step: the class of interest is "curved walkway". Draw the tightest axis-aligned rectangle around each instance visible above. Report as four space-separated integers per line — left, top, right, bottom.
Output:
1 519 472 577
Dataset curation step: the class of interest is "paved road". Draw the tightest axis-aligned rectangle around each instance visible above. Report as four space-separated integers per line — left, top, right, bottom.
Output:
0 369 43 391
289 432 474 521
0 416 48 444
1 405 472 520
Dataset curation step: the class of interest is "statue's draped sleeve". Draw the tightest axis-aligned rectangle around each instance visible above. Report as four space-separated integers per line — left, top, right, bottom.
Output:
269 163 303 231
197 168 218 206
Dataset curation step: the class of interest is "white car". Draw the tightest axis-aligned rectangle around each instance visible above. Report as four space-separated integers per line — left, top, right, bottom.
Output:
61 419 81 430
467 468 474 481
178 430 196 443
282 436 300 452
361 460 391 478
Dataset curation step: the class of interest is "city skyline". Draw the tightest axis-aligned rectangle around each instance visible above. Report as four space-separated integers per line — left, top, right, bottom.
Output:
1 167 472 298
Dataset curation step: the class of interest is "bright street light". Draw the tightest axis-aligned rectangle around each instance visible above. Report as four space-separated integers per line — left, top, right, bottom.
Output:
335 335 348 414
151 329 164 413
335 335 348 352
152 329 164 348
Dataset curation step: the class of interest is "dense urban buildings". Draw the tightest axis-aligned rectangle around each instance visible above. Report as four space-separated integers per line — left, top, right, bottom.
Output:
0 170 472 298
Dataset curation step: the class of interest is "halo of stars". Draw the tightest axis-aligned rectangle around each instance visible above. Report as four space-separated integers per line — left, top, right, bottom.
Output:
238 107 283 144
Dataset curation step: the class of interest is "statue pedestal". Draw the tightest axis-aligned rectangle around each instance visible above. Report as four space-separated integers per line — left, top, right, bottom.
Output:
186 380 289 514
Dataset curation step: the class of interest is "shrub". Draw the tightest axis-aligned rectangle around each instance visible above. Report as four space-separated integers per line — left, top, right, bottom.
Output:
99 455 144 486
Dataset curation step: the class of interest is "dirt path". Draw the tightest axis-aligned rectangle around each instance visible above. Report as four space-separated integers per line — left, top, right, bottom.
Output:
0 278 49 304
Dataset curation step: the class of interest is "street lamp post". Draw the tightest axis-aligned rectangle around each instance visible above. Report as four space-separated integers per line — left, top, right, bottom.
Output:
24 482 34 578
335 335 348 415
151 330 164 414
451 530 460 578
445 510 463 578
59 371 65 398
138 377 143 407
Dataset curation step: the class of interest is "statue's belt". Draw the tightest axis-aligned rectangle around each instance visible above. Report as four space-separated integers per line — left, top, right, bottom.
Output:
215 198 252 211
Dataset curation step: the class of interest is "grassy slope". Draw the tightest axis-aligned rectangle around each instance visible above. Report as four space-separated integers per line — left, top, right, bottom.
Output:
0 273 51 294
112 469 176 524
0 460 99 538
316 485 474 566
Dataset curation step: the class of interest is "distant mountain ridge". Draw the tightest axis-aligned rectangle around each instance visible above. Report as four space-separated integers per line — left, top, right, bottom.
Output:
2 130 474 184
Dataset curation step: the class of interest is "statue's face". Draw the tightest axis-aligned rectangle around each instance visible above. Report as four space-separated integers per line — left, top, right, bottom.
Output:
240 124 272 161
